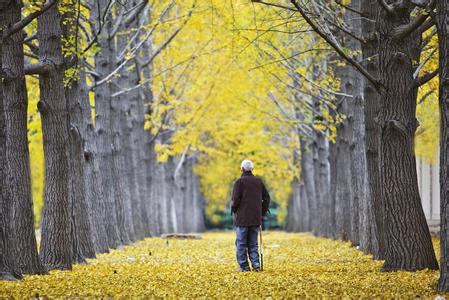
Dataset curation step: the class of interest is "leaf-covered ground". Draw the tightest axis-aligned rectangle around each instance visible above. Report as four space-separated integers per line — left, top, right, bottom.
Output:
1 231 447 298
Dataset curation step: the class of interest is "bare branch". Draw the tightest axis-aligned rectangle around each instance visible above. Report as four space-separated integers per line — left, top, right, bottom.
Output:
288 0 382 92
334 0 369 18
413 47 436 79
123 0 149 27
139 10 193 69
24 61 53 75
250 0 297 12
413 68 438 88
418 90 434 105
393 9 434 40
3 0 57 39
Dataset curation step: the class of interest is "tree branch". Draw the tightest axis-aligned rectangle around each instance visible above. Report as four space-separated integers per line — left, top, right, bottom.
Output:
24 62 54 75
413 68 438 88
123 0 149 27
3 0 57 39
139 10 193 69
392 0 435 40
251 0 297 12
334 0 369 18
288 0 383 92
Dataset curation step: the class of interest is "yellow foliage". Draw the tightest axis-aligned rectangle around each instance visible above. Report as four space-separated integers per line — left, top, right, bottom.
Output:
27 76 44 228
1 232 445 298
415 29 439 165
149 0 338 223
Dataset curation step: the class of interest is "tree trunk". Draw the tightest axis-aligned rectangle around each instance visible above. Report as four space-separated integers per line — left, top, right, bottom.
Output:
376 3 438 271
80 69 109 253
61 5 95 263
300 137 315 232
0 17 20 280
136 11 156 236
333 97 352 241
351 92 372 252
437 0 449 290
38 4 73 270
361 0 383 260
92 0 121 249
327 112 338 239
1 1 43 275
286 178 302 232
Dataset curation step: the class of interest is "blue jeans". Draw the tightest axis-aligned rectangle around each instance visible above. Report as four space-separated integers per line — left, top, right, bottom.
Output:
235 226 260 271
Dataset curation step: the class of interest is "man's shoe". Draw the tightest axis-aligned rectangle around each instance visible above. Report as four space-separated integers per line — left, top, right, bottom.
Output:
252 268 261 272
238 268 250 272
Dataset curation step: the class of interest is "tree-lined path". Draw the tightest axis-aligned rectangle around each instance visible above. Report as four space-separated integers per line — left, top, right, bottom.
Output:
2 0 449 297
0 232 443 298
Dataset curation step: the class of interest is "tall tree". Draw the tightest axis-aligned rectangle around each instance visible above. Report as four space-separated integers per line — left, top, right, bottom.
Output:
61 1 96 262
360 0 383 259
375 1 437 271
0 13 18 280
37 2 73 270
92 0 121 248
1 0 43 275
275 0 439 271
437 0 449 291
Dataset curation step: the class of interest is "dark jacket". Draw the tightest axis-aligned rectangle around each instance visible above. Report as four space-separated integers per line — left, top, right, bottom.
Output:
231 171 270 227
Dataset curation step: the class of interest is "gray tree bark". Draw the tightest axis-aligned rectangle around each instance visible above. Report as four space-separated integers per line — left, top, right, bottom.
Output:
0 16 20 279
38 3 73 270
92 0 121 249
333 95 352 241
376 2 438 271
300 136 315 232
61 5 95 263
360 0 383 260
136 9 156 236
437 0 449 290
80 69 109 253
1 0 43 275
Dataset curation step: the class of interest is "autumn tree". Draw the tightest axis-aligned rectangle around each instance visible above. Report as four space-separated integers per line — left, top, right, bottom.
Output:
437 0 449 291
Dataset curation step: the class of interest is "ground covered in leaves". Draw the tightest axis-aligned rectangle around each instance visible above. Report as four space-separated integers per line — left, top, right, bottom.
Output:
1 231 447 298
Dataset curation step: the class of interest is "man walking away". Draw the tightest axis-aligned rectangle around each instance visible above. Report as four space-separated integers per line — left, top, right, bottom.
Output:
231 159 270 272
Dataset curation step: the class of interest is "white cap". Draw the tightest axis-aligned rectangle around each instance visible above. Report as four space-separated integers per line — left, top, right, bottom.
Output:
241 159 254 171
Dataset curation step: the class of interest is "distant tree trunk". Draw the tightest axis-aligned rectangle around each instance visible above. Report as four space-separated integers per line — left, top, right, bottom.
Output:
166 156 179 233
174 160 185 233
61 4 95 263
376 4 437 271
148 144 161 236
111 85 133 244
80 69 109 253
437 0 449 291
136 10 156 236
189 156 206 232
312 93 330 237
286 178 301 232
1 1 43 275
38 4 73 270
333 96 352 241
360 0 383 260
340 0 365 247
351 92 372 251
113 9 138 242
327 136 337 238
92 0 121 249
300 136 315 232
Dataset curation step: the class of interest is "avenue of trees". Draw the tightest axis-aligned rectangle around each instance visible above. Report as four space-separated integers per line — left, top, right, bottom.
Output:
250 0 449 291
0 0 205 280
2 0 449 293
